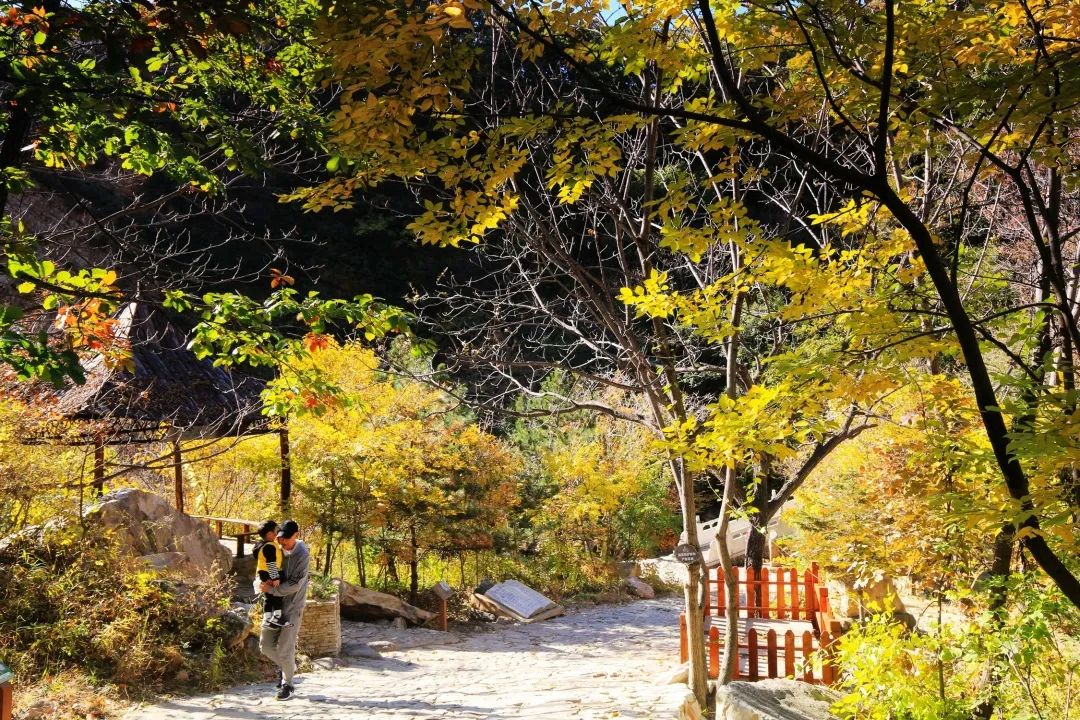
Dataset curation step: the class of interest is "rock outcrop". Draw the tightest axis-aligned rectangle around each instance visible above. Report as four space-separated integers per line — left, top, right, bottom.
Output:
335 579 436 625
714 680 841 720
221 602 255 649
625 575 656 599
636 557 688 589
84 488 232 577
828 577 906 618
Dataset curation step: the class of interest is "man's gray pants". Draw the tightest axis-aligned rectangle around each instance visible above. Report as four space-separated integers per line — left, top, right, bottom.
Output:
260 621 301 684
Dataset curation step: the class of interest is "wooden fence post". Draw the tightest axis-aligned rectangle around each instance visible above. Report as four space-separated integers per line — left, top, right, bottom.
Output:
820 629 835 685
679 612 688 664
791 568 800 620
766 629 778 679
0 661 12 720
746 567 757 619
777 568 787 619
748 628 759 680
801 631 814 682
761 567 770 618
784 630 796 678
279 426 292 511
709 625 720 680
717 566 725 610
172 440 185 513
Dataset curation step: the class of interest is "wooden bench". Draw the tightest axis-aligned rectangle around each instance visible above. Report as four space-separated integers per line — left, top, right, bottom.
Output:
190 515 263 558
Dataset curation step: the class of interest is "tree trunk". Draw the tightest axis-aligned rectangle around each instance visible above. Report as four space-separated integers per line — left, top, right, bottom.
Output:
972 526 1015 720
675 459 709 704
409 523 420 604
717 464 740 685
385 533 399 583
745 525 767 573
744 469 771 607
882 188 1080 608
715 253 747 686
354 527 367 587
0 105 31 214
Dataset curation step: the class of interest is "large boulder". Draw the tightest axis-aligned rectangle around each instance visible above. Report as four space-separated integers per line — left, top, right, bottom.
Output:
637 557 689 589
138 551 199 575
335 579 436 625
714 680 841 720
625 575 656 599
83 488 232 577
829 577 906 618
220 602 255 649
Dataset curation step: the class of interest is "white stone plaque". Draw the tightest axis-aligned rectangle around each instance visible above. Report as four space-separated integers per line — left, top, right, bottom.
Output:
483 579 557 619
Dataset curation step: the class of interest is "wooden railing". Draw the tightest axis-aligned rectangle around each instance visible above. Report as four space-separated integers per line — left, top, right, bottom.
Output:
681 563 842 685
190 515 262 558
680 614 839 684
704 564 821 620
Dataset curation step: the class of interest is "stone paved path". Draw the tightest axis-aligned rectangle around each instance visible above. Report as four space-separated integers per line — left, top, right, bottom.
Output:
126 597 685 720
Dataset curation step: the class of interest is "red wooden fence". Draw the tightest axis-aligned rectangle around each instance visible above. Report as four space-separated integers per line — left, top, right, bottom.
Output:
703 564 821 621
682 563 841 685
681 613 839 684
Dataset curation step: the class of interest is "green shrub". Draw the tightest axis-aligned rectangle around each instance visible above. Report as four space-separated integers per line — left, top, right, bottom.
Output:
0 521 255 692
832 578 1080 720
307 573 337 600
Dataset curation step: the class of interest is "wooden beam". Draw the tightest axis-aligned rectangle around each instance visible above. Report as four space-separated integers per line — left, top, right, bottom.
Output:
173 440 184 512
280 426 292 511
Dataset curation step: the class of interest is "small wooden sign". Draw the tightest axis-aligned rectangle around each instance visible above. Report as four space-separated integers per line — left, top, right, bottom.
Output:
432 581 455 600
674 543 703 565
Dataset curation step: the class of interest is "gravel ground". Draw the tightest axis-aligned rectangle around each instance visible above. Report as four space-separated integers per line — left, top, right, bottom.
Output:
124 596 686 720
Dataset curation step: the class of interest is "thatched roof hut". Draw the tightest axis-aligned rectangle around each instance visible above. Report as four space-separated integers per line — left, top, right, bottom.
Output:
12 302 290 511
51 302 267 442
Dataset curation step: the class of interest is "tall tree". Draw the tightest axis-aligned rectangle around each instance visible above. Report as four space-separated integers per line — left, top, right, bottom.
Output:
300 0 941 699
307 0 1080 606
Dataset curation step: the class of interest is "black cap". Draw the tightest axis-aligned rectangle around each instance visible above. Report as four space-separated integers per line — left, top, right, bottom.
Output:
277 519 300 539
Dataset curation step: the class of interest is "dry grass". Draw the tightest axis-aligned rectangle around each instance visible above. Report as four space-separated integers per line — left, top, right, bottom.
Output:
13 671 125 720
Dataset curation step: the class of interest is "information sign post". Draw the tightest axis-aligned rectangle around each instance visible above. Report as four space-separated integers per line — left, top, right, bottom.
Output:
432 581 455 631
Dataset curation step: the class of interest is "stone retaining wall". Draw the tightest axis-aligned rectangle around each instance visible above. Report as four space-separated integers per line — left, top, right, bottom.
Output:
298 595 341 657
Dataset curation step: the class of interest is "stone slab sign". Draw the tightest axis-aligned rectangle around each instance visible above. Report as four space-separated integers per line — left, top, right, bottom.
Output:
483 579 557 619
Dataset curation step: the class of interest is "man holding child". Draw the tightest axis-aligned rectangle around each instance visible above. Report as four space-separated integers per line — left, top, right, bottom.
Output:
254 519 309 701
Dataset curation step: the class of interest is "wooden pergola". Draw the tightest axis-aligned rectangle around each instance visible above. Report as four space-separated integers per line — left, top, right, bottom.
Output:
20 302 292 512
